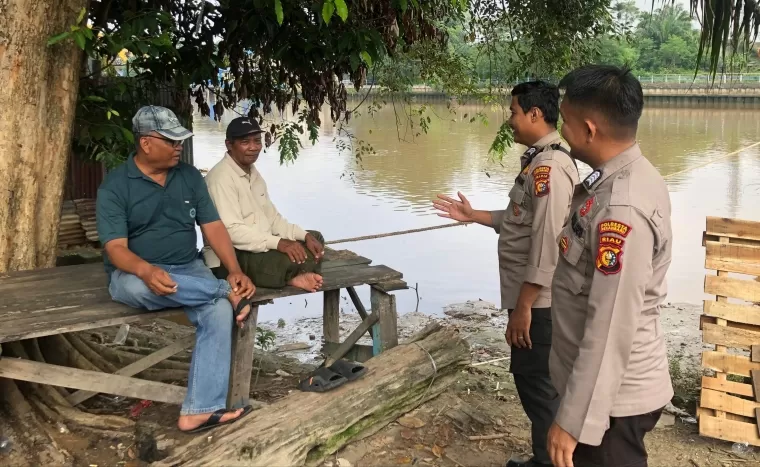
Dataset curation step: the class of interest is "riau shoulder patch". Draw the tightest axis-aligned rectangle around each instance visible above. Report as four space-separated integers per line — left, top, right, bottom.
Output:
595 220 631 275
532 166 551 197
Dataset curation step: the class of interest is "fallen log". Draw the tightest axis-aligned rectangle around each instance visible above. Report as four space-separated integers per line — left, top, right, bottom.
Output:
154 326 470 467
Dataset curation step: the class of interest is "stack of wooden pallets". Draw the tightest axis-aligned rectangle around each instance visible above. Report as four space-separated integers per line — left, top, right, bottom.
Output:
698 217 760 446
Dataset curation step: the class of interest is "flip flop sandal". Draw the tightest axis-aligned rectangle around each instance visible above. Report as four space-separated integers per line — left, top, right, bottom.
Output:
233 297 253 323
327 359 367 382
298 366 348 393
184 405 254 434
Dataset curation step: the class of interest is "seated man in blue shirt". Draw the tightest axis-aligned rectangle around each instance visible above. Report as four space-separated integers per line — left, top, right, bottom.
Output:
96 106 256 433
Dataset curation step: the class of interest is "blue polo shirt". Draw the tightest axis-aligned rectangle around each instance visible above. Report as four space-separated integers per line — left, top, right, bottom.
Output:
96 154 220 274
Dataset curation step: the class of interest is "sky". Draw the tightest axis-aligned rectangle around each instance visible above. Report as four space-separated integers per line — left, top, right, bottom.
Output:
635 0 690 10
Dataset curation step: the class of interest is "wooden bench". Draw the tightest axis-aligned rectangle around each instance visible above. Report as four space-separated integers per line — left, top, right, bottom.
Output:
0 248 406 409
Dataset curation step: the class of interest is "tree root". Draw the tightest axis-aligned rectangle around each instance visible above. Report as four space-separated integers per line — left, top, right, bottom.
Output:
80 333 192 371
0 378 70 466
22 338 70 399
65 333 118 373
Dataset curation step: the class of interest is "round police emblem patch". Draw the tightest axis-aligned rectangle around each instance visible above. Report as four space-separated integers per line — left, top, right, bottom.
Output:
189 208 196 219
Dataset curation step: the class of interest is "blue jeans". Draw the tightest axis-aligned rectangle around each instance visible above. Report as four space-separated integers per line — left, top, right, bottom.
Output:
109 259 234 415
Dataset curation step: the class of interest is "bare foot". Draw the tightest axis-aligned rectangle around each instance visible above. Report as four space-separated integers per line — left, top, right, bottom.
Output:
177 408 244 432
228 293 252 328
288 272 323 292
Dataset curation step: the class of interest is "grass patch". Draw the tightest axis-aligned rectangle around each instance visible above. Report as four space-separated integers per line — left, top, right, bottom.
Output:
669 348 702 413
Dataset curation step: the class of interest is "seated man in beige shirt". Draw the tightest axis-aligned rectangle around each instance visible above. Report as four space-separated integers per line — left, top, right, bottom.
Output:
202 117 324 292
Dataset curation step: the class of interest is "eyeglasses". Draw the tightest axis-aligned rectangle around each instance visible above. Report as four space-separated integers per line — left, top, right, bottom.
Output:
141 135 184 148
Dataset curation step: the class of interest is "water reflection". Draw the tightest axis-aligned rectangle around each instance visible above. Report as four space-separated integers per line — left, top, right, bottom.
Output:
192 104 760 322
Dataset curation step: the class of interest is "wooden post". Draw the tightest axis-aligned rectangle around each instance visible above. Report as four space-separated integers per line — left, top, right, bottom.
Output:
228 306 259 409
323 289 341 344
347 286 373 338
714 236 730 419
370 286 398 353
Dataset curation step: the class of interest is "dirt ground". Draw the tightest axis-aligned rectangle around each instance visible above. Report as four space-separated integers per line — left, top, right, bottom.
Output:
8 300 760 467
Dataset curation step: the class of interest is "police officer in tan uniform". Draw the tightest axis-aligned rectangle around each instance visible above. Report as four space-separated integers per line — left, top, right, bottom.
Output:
434 81 578 467
546 66 673 467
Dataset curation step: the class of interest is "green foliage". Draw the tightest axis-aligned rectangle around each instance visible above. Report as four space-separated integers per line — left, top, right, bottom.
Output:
599 2 759 75
256 328 277 351
49 0 464 167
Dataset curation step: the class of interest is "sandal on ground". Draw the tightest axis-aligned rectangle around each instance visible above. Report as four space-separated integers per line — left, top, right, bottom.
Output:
298 366 348 393
327 359 367 382
183 405 254 434
233 297 254 323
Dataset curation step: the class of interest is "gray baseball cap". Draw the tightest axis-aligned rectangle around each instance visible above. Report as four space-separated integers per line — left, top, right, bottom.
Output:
132 105 193 141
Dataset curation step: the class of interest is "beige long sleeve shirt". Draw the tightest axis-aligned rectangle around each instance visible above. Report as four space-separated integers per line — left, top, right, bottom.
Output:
490 131 578 310
202 153 308 268
550 143 674 446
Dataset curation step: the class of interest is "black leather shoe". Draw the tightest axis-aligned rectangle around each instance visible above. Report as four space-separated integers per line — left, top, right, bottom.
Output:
506 458 553 467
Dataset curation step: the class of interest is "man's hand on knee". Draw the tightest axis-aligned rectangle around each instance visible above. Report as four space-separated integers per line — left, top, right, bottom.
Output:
137 265 177 296
304 233 324 262
277 239 308 264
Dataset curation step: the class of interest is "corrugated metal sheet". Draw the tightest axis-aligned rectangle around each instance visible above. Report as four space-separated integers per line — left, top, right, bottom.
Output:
64 155 105 200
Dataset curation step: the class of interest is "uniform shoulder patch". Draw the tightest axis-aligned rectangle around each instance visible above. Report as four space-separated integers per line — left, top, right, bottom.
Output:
532 165 551 198
559 235 569 254
595 220 631 275
598 220 631 237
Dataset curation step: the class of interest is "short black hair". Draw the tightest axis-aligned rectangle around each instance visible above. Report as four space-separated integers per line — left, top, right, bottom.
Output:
510 80 560 127
559 65 643 136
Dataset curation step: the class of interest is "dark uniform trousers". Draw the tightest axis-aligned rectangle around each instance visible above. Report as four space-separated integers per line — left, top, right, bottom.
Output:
509 307 559 466
573 409 663 467
211 230 324 288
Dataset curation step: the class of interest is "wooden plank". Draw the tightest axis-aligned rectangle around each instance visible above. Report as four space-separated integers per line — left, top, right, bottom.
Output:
753 370 760 403
700 314 760 334
0 357 185 404
703 323 760 350
251 264 402 305
228 306 259 410
323 290 340 344
66 334 196 406
706 217 760 242
700 388 760 418
705 275 760 304
756 408 760 438
322 341 374 364
373 280 408 293
705 240 760 275
700 414 760 446
371 286 398 353
702 351 760 377
346 286 373 339
0 307 185 344
321 256 372 271
323 313 379 367
753 345 760 363
701 375 754 398
704 301 760 327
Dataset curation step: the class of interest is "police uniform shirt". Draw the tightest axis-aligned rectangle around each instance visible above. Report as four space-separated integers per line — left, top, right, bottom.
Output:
490 131 579 311
549 143 674 446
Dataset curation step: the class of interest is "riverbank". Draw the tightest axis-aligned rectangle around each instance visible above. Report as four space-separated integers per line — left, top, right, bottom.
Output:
34 299 759 467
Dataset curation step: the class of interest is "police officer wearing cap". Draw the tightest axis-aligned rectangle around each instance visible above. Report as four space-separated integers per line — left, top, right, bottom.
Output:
434 81 579 467
547 65 673 467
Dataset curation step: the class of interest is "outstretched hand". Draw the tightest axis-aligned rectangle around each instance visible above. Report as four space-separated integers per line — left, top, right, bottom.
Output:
432 192 475 222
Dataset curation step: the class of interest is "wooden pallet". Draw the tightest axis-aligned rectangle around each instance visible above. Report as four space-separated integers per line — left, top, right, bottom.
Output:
699 216 760 445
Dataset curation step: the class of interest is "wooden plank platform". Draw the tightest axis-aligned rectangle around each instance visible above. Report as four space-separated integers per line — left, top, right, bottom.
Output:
0 247 407 410
699 216 760 446
0 249 402 344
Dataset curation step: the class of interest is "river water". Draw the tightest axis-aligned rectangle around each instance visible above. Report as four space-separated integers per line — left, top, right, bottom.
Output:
192 103 760 322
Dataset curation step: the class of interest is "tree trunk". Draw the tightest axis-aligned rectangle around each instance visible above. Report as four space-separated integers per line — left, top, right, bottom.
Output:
0 0 87 273
0 2 89 465
155 327 471 467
